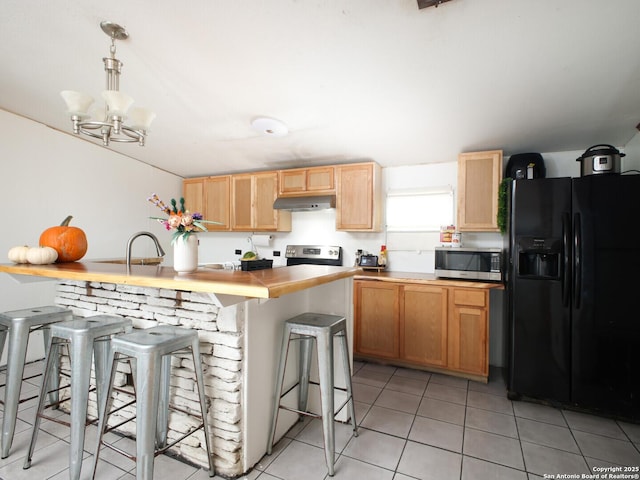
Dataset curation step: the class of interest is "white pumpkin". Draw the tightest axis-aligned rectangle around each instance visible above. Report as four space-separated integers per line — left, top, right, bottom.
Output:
26 246 58 265
7 245 30 264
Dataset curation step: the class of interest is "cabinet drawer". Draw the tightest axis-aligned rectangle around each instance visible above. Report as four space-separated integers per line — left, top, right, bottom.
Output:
453 289 486 307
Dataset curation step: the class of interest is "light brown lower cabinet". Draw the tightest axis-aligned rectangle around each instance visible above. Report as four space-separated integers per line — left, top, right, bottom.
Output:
354 280 490 381
354 281 399 359
447 288 488 377
400 285 448 367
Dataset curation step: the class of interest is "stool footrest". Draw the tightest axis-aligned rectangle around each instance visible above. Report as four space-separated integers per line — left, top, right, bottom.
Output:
277 380 351 401
0 392 39 407
155 424 206 457
99 439 136 462
169 403 205 422
39 379 98 411
103 399 138 435
278 405 322 419
0 370 43 389
277 393 355 421
35 411 97 429
100 421 206 464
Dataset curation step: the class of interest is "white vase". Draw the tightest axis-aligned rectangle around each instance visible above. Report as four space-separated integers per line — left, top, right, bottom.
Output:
173 234 198 273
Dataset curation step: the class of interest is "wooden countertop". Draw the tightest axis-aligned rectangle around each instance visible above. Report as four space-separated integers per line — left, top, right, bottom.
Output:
0 262 359 299
355 270 504 289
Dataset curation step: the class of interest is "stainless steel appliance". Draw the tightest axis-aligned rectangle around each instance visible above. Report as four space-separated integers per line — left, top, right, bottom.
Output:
575 144 624 176
273 196 336 211
285 245 342 266
434 247 503 281
507 175 640 420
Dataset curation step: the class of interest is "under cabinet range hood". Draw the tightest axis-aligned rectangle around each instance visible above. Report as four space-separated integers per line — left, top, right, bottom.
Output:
272 195 336 211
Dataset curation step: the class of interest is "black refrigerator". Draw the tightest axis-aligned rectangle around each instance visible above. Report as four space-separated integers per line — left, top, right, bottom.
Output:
507 174 640 420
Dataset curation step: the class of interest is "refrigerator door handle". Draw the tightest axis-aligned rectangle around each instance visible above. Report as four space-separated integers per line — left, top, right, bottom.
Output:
562 212 571 307
573 212 581 309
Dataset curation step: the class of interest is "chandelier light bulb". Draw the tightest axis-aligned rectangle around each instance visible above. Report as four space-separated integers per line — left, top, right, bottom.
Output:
102 91 134 116
129 107 157 131
60 91 94 117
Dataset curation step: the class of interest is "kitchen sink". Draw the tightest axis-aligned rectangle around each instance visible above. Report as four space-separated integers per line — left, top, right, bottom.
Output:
95 257 164 266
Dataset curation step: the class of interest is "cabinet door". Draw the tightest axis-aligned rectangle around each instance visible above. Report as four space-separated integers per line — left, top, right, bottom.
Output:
253 172 278 230
400 285 448 367
354 281 399 359
183 178 204 217
306 166 335 192
457 150 502 232
204 176 230 231
254 172 291 231
448 288 488 376
336 163 381 231
231 174 253 230
278 169 307 195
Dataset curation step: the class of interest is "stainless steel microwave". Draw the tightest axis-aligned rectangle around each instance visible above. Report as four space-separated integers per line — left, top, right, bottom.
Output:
434 247 503 282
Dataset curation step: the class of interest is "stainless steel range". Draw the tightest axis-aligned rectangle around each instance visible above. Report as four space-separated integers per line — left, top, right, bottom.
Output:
285 245 343 266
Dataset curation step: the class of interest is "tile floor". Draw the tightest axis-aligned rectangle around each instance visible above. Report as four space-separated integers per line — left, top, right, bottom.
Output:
0 360 639 480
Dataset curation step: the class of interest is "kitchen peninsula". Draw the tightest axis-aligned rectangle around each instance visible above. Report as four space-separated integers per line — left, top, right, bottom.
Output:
0 261 358 477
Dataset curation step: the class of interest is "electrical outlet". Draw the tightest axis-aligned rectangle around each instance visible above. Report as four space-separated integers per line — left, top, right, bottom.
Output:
273 250 281 257
235 249 242 255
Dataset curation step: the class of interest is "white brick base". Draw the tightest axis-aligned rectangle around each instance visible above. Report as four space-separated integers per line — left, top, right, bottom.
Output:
55 280 244 477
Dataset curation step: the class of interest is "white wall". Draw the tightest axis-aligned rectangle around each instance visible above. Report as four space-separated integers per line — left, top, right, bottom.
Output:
0 110 181 361
622 132 640 171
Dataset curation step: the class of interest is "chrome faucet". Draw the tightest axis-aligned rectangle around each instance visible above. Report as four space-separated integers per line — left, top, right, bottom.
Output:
126 231 166 268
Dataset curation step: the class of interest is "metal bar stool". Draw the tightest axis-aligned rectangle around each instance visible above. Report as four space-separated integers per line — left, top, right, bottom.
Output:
0 305 73 458
267 312 358 477
90 325 214 480
23 314 132 480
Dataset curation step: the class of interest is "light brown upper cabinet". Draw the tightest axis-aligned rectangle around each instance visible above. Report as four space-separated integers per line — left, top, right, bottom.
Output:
203 176 231 230
183 178 204 217
278 166 335 197
231 172 291 232
183 176 231 231
457 150 503 232
335 162 382 232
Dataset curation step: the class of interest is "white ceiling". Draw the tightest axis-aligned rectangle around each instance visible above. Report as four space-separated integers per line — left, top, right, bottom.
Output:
2 0 640 178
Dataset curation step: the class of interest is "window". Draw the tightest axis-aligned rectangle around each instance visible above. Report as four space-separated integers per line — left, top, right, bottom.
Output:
386 187 454 232
385 187 454 252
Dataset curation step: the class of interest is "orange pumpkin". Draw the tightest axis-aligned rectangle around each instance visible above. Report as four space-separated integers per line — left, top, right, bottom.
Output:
39 215 88 262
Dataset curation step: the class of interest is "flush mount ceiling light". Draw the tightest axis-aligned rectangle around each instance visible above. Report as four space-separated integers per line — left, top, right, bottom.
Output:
60 21 155 146
251 117 288 137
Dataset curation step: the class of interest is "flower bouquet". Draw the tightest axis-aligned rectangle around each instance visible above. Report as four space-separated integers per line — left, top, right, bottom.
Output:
148 193 220 244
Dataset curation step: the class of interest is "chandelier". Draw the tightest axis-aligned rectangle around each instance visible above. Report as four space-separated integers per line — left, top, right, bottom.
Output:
60 21 155 146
